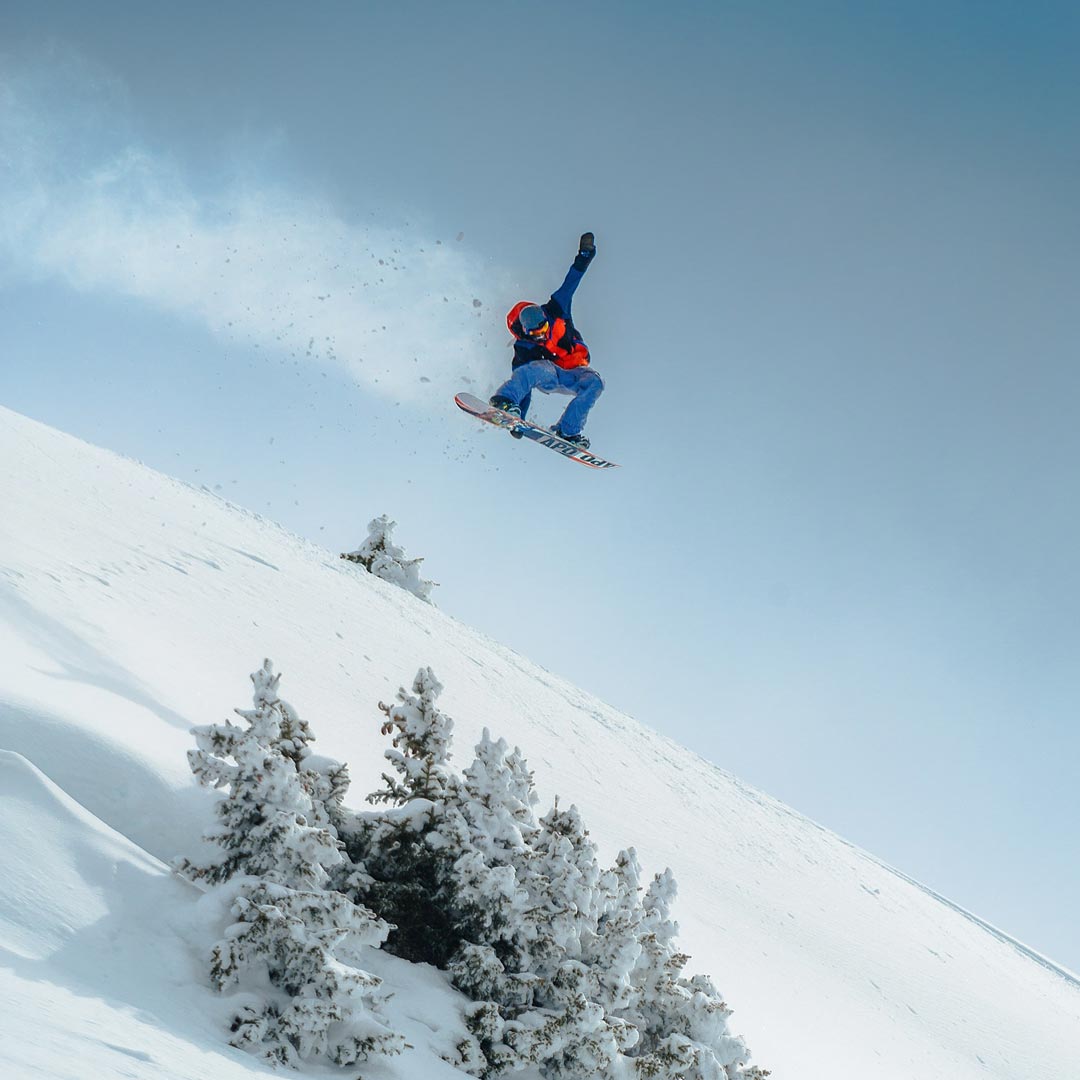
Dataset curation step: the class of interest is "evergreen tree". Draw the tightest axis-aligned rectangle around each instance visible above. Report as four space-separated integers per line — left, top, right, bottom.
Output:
455 729 540 967
176 659 341 888
211 882 403 1067
341 514 436 602
498 961 628 1080
342 667 483 966
529 801 604 962
371 665 456 803
178 660 403 1070
453 747 628 1079
586 848 645 1017
461 728 539 859
336 666 769 1080
618 869 763 1079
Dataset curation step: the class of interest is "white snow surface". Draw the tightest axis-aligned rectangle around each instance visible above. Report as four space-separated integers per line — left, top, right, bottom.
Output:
1 403 1078 1080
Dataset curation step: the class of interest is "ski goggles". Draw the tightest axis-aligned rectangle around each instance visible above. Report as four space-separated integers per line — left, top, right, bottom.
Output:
519 305 549 338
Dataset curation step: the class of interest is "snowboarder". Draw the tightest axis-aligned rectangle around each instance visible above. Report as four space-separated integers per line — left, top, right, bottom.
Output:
488 232 602 449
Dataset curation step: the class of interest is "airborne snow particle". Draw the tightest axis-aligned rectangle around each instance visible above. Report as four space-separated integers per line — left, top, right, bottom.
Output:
472 298 482 308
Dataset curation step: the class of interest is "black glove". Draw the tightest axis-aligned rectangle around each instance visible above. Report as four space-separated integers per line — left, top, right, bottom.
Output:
574 232 596 272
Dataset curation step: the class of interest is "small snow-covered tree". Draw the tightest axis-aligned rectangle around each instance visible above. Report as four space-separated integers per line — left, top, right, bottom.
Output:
176 659 342 888
524 963 637 1077
617 869 763 1080
211 882 403 1067
177 660 404 1070
372 665 456 804
450 741 629 1080
529 801 605 963
343 667 486 966
461 728 540 859
586 848 645 1017
455 729 540 967
341 514 436 603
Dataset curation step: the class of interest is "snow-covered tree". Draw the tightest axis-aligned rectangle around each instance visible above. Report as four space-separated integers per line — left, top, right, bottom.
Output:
479 961 630 1080
455 729 540 967
176 659 342 889
341 514 436 602
616 869 764 1080
449 742 628 1079
343 667 486 966
371 665 456 804
529 801 605 962
177 660 403 1070
337 666 768 1080
461 728 540 859
210 882 403 1067
586 848 645 1016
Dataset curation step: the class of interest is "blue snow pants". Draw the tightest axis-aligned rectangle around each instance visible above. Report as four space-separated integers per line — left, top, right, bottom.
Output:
494 360 604 437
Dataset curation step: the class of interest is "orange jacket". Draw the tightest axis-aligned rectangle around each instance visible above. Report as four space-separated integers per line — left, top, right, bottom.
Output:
506 301 590 370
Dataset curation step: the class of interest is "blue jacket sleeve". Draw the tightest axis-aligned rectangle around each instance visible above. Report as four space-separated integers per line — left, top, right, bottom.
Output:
547 259 590 322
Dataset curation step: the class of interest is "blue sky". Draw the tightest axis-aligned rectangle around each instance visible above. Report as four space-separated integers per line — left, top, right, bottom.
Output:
2 1 1079 971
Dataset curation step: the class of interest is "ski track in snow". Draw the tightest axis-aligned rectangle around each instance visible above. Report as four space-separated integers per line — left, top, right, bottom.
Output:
2 403 1080 1080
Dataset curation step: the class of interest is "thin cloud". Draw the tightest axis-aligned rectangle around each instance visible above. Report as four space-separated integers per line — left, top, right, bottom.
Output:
0 56 507 405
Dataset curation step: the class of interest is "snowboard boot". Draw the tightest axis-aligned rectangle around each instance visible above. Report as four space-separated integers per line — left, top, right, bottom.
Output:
488 396 521 419
554 428 590 450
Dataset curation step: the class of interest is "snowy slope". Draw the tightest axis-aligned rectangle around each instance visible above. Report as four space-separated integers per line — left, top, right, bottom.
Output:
0 748 252 1080
1 403 1078 1080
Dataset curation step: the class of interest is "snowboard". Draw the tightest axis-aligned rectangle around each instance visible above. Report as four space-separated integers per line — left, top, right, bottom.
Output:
454 393 619 470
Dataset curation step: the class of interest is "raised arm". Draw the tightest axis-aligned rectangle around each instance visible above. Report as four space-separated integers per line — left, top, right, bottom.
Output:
547 233 596 321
